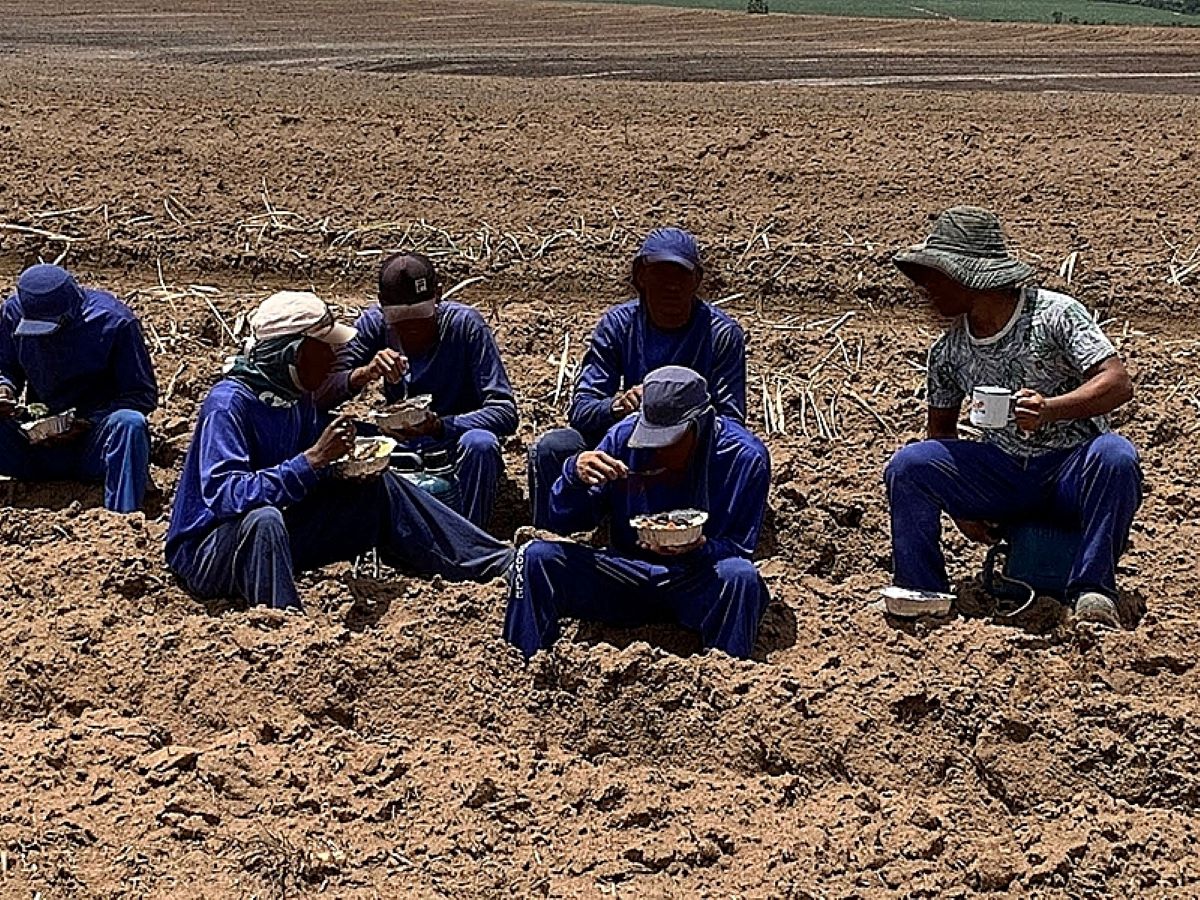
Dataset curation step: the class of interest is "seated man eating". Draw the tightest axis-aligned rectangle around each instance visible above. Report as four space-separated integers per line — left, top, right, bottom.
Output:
316 253 517 529
506 366 770 660
527 227 747 529
166 290 513 611
885 206 1142 627
0 264 157 513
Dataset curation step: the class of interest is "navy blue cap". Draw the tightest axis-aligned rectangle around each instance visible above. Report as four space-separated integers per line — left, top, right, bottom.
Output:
634 228 701 272
14 265 84 337
628 366 711 449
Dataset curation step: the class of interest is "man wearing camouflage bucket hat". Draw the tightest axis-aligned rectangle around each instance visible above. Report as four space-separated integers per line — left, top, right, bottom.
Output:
884 206 1142 628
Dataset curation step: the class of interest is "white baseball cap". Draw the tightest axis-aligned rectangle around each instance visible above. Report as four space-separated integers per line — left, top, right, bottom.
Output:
248 291 357 344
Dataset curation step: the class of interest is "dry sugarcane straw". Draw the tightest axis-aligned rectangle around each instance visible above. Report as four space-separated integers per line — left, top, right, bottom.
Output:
145 320 166 355
823 311 856 336
761 375 773 434
737 220 774 266
163 361 188 406
846 389 896 435
201 295 239 345
712 292 745 307
808 389 830 440
0 222 82 242
552 332 571 407
33 204 99 220
1059 250 1079 285
163 199 184 227
442 275 487 301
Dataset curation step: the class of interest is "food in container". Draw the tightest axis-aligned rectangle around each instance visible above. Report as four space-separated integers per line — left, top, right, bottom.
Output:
21 409 76 445
335 436 397 479
367 394 434 431
630 508 709 549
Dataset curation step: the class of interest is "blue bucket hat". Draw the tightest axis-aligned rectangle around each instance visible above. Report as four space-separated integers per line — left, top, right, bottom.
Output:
633 228 701 272
629 366 712 449
14 264 86 337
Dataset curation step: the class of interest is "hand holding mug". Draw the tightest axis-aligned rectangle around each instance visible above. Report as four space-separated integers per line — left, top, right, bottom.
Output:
969 386 1015 430
1013 389 1050 432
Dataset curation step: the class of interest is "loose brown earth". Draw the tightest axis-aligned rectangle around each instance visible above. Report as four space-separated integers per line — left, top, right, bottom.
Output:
2 2 1200 897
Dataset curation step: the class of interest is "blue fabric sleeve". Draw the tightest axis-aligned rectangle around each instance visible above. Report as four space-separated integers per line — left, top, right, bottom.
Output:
315 309 383 411
441 314 518 440
711 318 748 423
547 433 619 534
705 445 770 560
196 406 321 518
0 302 24 397
567 312 623 441
83 316 159 421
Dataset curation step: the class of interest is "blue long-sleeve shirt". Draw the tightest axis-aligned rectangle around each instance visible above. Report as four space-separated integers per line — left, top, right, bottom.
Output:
550 416 769 562
316 302 517 441
569 300 746 445
165 379 325 573
0 288 157 422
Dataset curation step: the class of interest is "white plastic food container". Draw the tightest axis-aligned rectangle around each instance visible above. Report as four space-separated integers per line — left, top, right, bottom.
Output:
367 394 434 431
335 436 397 479
880 586 954 618
21 410 76 445
630 508 709 550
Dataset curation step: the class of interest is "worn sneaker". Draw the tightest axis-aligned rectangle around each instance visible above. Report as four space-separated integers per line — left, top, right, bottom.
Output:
881 586 955 618
1073 592 1120 629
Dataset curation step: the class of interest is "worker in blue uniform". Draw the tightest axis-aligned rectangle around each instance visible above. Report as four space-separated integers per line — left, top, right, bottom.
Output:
166 290 513 610
527 228 747 528
317 253 516 528
0 264 157 513
506 366 770 660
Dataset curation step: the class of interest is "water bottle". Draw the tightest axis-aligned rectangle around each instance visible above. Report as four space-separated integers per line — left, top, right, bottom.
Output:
420 448 461 512
389 449 460 511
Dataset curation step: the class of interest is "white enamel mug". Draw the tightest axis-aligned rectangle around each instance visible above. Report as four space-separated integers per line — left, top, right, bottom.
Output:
969 386 1014 429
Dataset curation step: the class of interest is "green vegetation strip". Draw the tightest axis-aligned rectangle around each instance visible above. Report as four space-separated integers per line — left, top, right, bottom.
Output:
570 0 1198 25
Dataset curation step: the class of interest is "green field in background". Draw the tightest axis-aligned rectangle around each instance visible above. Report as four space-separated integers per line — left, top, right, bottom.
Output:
570 0 1196 25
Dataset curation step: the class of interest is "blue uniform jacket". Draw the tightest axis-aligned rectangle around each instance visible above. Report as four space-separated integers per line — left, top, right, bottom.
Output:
569 299 746 445
550 415 769 562
166 379 325 572
316 302 517 441
0 288 157 421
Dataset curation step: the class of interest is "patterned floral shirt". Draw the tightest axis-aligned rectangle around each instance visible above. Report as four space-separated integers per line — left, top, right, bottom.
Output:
927 287 1117 457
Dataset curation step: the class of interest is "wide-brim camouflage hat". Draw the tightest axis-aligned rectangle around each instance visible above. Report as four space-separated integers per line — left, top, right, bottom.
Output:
893 206 1034 291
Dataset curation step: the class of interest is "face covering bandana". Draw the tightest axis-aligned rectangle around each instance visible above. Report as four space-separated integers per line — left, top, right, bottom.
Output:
225 335 306 407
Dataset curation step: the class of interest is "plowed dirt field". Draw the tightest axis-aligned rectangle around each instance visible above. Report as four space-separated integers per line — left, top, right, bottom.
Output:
2 2 1200 897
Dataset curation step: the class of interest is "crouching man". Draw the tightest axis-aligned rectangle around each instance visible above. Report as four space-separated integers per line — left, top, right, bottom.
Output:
0 264 157 512
885 206 1142 627
166 291 513 610
316 253 517 528
505 365 770 659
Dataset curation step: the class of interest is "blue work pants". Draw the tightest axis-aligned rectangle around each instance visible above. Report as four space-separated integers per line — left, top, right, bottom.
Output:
504 539 769 659
884 434 1142 599
172 473 513 609
0 409 150 513
526 427 587 530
